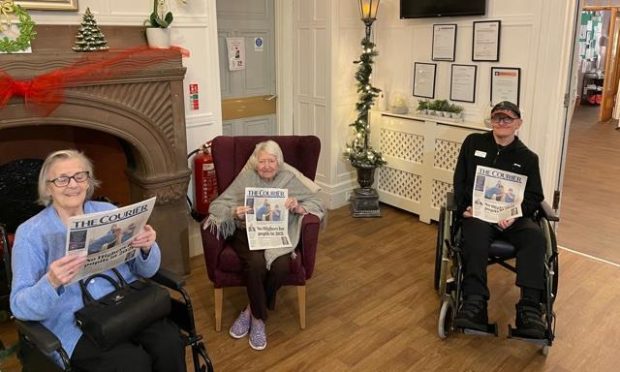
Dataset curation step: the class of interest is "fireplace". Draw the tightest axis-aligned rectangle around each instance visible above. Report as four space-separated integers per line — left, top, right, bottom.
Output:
0 26 192 274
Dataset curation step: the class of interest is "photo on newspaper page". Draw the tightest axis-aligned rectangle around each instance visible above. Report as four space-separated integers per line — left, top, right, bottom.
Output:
244 187 292 250
65 197 157 282
472 166 527 224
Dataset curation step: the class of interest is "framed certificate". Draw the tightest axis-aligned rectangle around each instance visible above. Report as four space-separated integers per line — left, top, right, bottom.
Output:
490 67 521 106
413 62 437 99
472 20 501 62
450 64 477 103
432 24 457 62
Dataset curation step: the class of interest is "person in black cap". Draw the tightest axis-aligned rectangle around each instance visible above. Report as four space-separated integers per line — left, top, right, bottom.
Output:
452 101 547 338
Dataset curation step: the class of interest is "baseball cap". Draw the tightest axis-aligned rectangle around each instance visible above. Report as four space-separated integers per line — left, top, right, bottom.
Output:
491 101 521 118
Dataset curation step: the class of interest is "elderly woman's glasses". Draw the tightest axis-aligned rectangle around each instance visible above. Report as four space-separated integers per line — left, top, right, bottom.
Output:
47 171 90 187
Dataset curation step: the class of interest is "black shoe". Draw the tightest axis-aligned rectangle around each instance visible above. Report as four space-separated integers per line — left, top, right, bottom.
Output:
454 298 488 331
515 299 547 339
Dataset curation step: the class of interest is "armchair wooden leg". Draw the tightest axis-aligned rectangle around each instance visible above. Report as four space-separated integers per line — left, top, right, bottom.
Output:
214 287 223 332
297 285 306 329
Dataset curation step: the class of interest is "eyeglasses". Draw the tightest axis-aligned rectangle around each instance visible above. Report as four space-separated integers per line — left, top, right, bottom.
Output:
489 116 517 125
47 171 90 187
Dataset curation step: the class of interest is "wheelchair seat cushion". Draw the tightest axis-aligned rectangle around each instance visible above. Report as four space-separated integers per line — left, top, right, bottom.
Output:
489 239 516 259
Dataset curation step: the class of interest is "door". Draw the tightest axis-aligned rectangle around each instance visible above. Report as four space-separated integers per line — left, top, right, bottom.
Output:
216 0 277 136
600 8 620 121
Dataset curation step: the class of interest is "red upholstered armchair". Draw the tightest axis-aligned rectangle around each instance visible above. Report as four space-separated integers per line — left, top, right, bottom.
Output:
200 135 322 331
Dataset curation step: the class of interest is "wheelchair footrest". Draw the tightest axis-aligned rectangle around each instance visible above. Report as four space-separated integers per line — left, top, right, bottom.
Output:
507 325 551 346
460 322 498 337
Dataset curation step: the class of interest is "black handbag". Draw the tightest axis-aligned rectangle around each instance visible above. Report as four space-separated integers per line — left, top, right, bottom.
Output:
74 268 171 350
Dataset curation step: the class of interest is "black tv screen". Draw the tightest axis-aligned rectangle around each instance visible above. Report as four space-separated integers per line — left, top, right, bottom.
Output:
401 0 486 18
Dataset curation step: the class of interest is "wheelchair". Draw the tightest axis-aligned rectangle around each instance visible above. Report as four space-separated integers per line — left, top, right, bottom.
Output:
0 224 214 372
434 193 559 355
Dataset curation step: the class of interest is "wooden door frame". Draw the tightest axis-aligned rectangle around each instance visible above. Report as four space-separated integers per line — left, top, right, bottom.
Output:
275 0 294 134
583 6 620 122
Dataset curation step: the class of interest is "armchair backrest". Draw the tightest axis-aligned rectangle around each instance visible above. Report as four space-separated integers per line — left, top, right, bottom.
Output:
210 136 321 193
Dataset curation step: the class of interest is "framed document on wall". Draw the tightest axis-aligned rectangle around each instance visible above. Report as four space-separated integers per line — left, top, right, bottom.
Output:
450 64 477 103
16 1 79 11
490 67 521 106
472 20 501 62
413 62 437 99
432 24 457 62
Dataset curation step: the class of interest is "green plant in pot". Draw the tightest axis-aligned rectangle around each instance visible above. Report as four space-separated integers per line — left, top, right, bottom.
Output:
145 0 186 48
417 99 429 114
148 0 174 28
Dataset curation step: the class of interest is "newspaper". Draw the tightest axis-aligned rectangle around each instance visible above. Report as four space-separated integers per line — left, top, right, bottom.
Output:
244 187 292 250
472 166 527 223
65 197 156 283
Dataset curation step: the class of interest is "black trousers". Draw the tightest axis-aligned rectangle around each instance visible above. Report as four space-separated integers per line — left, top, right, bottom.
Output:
231 229 290 320
71 318 186 372
461 217 545 300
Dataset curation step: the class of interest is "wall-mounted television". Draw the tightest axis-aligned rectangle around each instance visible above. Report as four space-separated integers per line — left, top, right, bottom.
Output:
400 0 486 19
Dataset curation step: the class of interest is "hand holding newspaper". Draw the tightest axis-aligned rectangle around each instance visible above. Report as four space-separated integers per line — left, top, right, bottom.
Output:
244 187 292 250
65 197 156 283
472 166 527 224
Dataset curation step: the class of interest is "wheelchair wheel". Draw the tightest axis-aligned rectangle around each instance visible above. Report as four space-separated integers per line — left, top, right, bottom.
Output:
438 297 454 339
434 207 446 292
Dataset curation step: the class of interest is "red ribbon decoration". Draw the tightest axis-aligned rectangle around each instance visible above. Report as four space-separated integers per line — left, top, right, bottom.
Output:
0 46 190 116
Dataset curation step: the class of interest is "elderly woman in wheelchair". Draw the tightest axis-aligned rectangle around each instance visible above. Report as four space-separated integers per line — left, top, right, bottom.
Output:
10 150 186 371
435 102 558 352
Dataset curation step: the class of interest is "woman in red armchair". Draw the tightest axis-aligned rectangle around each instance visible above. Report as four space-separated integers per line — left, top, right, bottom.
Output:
204 140 324 351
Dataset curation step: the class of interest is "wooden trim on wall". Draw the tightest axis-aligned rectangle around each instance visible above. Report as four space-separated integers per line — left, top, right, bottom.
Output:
222 95 277 120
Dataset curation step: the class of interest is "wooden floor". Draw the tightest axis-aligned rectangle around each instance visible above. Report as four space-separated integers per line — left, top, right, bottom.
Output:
557 105 620 264
2 204 620 371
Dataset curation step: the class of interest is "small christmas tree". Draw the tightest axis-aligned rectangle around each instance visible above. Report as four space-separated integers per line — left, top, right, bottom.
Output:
73 8 109 52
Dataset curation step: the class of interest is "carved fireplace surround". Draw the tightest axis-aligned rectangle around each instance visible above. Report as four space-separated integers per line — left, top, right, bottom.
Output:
0 26 192 274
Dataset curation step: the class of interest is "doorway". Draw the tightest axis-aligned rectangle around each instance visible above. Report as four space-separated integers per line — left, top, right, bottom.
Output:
215 0 277 136
577 6 620 122
557 3 620 264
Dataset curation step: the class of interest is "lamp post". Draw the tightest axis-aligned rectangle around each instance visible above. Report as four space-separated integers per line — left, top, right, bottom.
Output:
347 0 384 217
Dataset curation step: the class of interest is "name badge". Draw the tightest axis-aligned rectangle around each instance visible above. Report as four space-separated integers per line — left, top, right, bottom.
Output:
474 150 487 158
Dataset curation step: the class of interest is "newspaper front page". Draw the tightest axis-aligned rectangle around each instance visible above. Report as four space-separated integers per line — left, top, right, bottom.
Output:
65 197 156 283
472 166 527 223
244 187 292 250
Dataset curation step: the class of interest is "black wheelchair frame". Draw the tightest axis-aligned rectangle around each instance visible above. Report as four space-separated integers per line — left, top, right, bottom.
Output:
434 193 559 355
0 224 214 372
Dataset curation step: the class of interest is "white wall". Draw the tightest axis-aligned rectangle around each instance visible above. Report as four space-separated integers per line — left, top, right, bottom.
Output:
324 0 577 206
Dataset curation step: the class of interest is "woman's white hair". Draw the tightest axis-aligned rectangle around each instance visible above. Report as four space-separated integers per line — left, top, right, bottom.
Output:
248 140 284 169
38 149 101 206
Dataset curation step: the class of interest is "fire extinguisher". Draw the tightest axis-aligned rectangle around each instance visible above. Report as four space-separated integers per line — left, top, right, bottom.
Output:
188 142 218 221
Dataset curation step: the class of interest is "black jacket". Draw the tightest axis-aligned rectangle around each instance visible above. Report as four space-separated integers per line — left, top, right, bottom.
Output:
453 131 544 219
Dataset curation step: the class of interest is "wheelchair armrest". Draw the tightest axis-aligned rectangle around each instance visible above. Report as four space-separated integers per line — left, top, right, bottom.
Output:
539 201 559 222
15 319 62 354
446 192 457 212
152 268 185 290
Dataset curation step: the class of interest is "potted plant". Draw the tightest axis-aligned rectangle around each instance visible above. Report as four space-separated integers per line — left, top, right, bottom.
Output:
417 99 429 115
449 103 464 120
427 99 440 116
145 0 185 48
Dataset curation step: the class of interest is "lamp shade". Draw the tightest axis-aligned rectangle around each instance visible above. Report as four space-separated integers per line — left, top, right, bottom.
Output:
359 0 380 24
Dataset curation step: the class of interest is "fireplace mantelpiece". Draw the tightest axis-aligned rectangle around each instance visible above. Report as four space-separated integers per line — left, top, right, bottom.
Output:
0 26 192 274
